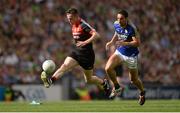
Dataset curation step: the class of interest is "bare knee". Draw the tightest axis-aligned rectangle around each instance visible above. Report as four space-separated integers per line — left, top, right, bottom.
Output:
105 65 112 73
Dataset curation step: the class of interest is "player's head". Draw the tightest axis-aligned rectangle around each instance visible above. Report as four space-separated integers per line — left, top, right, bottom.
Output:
117 9 128 27
66 8 79 25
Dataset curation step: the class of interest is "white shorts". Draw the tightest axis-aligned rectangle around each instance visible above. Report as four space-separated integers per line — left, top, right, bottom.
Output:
115 50 138 69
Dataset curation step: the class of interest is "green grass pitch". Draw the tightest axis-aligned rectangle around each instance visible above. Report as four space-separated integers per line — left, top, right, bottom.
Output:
0 100 180 112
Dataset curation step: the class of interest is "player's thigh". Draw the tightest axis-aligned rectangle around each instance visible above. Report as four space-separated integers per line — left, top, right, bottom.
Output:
128 68 139 82
60 56 78 71
105 53 123 70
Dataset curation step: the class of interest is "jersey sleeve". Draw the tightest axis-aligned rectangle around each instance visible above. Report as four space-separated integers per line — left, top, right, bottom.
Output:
81 21 95 35
113 21 119 32
129 20 140 38
131 28 136 37
83 25 92 33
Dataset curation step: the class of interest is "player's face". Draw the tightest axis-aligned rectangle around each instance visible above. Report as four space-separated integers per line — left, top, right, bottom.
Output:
117 14 127 27
66 13 78 25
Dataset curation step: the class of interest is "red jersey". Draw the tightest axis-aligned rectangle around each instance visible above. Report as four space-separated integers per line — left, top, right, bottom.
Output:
71 19 95 50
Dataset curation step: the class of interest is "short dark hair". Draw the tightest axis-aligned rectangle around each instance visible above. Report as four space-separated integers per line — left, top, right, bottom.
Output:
66 8 79 15
118 9 128 18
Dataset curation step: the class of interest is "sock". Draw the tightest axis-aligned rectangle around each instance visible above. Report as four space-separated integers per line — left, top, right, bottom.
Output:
140 91 145 96
101 79 105 86
115 84 120 90
51 76 57 83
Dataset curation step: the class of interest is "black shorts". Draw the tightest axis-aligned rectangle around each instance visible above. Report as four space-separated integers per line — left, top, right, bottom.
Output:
69 49 95 70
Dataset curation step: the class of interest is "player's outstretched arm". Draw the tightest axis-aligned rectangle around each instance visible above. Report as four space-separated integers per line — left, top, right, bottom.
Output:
106 32 117 50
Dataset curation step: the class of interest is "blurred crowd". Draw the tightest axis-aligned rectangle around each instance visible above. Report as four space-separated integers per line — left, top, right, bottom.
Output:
0 0 179 86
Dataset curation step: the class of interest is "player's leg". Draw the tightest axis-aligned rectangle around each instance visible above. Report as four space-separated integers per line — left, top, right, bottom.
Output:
41 56 78 88
105 53 124 98
51 56 78 80
105 53 123 89
83 69 110 94
114 65 125 92
129 69 144 93
125 55 145 105
129 68 145 105
83 69 103 85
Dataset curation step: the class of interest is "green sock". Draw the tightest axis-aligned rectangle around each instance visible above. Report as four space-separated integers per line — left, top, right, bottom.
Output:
115 84 120 89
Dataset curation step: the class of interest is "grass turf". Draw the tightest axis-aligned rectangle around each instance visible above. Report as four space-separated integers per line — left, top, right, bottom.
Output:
0 100 180 112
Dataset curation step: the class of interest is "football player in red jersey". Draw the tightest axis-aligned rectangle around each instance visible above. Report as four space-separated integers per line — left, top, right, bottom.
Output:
41 8 110 95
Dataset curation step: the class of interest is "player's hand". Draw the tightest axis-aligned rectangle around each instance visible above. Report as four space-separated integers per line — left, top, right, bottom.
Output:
76 41 88 47
106 42 113 50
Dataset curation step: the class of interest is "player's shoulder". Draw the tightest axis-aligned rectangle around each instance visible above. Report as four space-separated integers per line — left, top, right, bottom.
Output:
127 23 136 32
128 20 140 36
114 20 119 25
80 19 93 29
114 21 121 29
80 19 87 27
128 20 139 30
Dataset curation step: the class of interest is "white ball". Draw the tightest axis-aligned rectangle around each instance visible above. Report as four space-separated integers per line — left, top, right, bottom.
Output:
42 60 56 74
